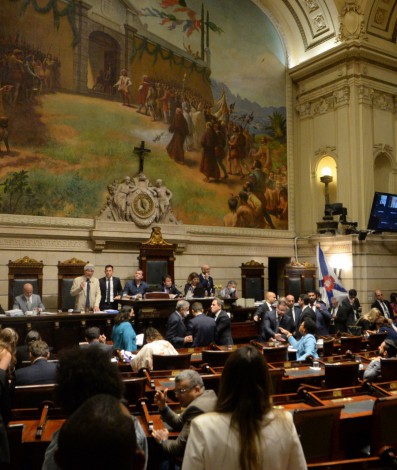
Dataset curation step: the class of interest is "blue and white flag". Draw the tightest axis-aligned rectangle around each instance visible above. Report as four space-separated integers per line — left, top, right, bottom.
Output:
317 244 348 306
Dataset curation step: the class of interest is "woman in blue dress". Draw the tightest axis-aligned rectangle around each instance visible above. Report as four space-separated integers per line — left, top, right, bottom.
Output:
111 306 137 351
280 318 318 361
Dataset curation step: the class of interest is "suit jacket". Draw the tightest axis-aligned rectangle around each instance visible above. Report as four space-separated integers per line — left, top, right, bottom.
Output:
372 299 394 320
301 306 316 324
15 358 58 385
99 276 123 310
13 293 45 313
215 310 233 346
166 311 188 348
314 305 331 336
189 313 216 347
198 274 214 296
287 306 302 338
263 310 294 341
332 304 352 333
254 302 271 341
158 284 181 296
70 276 101 311
160 389 217 457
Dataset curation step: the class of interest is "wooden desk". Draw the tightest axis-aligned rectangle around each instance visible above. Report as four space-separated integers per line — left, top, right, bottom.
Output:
0 311 117 352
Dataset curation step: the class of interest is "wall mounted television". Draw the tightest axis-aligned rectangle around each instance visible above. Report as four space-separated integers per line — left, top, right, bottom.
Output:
367 192 397 232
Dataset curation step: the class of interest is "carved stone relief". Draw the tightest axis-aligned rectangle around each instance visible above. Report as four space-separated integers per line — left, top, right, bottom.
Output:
337 0 366 42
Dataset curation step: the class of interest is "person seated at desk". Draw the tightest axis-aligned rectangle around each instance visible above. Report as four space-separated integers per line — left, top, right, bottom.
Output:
280 318 319 361
123 269 149 299
158 274 181 297
165 300 193 349
184 272 204 299
54 394 145 470
152 369 217 461
13 282 45 313
363 339 397 382
111 306 137 352
99 264 123 311
42 346 148 470
15 330 41 368
182 346 306 470
219 280 238 299
15 340 58 385
80 326 113 357
131 327 178 371
368 317 397 341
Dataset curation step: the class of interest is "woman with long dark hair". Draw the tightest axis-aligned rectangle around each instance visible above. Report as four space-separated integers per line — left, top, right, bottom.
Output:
111 306 137 351
182 345 306 470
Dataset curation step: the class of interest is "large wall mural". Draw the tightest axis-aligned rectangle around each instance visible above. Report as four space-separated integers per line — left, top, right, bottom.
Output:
0 0 287 229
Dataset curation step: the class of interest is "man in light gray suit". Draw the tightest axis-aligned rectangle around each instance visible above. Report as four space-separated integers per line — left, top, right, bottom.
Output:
13 283 45 313
70 263 101 312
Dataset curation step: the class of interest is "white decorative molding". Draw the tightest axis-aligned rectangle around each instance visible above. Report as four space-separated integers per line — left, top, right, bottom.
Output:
313 14 326 31
337 0 366 42
0 238 88 249
0 214 94 229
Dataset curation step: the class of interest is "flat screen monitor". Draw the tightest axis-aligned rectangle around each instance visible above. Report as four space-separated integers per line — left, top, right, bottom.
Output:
367 192 397 232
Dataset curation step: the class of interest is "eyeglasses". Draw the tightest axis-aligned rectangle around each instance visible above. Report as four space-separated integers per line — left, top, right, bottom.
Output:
174 385 195 395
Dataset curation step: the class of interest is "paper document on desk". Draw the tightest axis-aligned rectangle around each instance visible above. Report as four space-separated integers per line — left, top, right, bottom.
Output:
5 309 24 317
136 333 144 347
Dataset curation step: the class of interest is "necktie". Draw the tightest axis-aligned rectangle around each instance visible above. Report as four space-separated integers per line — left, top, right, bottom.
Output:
381 301 389 318
27 297 32 310
86 279 91 308
106 279 110 304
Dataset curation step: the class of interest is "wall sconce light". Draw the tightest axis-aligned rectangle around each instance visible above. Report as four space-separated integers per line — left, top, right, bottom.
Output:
320 167 333 206
317 167 339 234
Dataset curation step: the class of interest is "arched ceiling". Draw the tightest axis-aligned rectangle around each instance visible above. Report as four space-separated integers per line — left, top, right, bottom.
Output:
254 0 397 68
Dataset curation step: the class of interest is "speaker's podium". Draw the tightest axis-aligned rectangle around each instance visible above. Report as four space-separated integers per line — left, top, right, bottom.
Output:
139 227 176 288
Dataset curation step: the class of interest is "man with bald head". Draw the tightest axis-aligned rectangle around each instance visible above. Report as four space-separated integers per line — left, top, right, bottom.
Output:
253 291 277 341
199 264 214 296
13 283 45 313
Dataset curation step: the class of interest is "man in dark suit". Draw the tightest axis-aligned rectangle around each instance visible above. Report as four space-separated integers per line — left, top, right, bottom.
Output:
300 294 316 324
99 265 123 311
253 291 277 341
210 298 233 346
80 326 113 357
199 264 214 296
165 300 192 348
285 294 301 333
188 302 216 347
308 291 331 336
263 299 294 341
159 274 181 297
15 340 58 385
372 289 394 320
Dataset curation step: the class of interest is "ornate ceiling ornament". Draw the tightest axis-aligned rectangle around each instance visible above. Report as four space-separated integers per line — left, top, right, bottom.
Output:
337 0 367 42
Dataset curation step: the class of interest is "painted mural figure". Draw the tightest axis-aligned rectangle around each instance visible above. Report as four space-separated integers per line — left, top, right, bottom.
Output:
166 108 189 164
228 125 245 177
7 49 24 105
114 69 132 106
137 75 150 114
200 121 220 182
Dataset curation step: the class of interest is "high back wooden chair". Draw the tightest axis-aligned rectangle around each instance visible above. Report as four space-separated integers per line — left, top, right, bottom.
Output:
293 404 343 463
123 377 147 406
202 350 233 367
367 332 387 351
380 358 397 382
340 336 363 354
322 339 335 357
8 256 43 310
324 362 359 388
152 353 192 371
12 384 57 409
57 257 87 311
371 396 397 456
